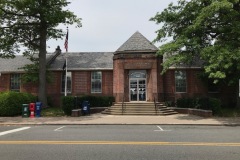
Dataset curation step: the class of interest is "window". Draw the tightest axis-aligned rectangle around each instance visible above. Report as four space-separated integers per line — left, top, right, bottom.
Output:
175 70 187 92
10 74 21 92
91 71 102 93
61 72 72 93
129 70 146 78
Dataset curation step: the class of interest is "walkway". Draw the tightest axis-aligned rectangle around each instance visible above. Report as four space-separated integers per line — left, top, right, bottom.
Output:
0 114 240 126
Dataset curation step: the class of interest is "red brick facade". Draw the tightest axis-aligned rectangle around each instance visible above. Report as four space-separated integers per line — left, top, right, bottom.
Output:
49 70 113 106
163 69 208 102
0 57 237 107
113 53 163 102
0 70 113 107
0 74 9 91
1 31 237 109
162 68 236 107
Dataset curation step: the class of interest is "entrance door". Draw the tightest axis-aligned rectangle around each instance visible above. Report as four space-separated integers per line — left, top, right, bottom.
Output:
129 70 147 101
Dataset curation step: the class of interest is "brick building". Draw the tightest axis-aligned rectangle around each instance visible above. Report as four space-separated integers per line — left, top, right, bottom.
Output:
0 32 236 107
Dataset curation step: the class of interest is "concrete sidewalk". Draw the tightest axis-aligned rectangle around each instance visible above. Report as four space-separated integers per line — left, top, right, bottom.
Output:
0 114 240 126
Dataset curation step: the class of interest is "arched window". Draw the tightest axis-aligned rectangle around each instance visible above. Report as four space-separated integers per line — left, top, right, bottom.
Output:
129 70 146 79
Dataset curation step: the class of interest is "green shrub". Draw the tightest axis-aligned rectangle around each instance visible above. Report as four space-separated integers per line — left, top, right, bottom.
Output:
165 101 174 107
0 91 36 116
77 95 115 107
61 95 115 115
197 98 210 110
61 96 74 116
176 98 197 108
176 97 222 115
208 98 221 115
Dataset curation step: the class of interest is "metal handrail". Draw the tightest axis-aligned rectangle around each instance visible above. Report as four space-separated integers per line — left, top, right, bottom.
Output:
154 96 158 114
121 94 125 115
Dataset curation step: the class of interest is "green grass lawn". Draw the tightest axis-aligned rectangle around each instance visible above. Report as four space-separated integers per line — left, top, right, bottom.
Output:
41 107 65 117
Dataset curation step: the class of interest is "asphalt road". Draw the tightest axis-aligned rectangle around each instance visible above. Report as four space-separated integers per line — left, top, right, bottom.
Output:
0 125 239 160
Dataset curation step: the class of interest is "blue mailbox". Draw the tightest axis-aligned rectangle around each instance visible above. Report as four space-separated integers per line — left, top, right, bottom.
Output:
35 102 42 117
82 101 90 115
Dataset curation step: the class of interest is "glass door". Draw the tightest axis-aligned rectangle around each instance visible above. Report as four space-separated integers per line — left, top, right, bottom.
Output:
130 79 146 101
129 70 147 102
130 80 138 101
138 79 146 101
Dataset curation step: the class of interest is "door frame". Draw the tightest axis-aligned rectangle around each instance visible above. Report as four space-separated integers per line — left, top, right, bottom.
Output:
129 70 147 102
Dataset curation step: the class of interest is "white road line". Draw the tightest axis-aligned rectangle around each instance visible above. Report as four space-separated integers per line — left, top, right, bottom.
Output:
154 126 171 132
157 126 164 131
54 126 66 132
0 127 31 136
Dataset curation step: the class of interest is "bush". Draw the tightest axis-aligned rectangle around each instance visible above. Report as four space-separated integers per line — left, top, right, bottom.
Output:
61 96 75 116
165 101 174 107
0 91 36 116
176 98 197 108
197 98 210 110
208 98 221 115
61 95 115 115
73 95 114 108
176 97 222 115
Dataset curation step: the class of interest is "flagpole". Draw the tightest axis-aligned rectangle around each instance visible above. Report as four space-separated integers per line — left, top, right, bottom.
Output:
64 27 69 96
65 57 67 96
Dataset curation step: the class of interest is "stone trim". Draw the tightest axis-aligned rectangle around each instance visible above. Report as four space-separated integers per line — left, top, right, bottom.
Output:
171 107 212 117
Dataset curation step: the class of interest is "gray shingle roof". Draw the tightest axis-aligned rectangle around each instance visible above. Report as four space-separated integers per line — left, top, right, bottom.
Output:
0 56 32 73
116 31 158 53
0 52 113 73
49 52 113 70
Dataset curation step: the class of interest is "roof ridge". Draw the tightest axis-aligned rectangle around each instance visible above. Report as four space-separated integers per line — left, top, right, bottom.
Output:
116 31 158 53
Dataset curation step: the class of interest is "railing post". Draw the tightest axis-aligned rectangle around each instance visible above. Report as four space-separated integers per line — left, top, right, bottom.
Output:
122 93 124 115
154 94 158 114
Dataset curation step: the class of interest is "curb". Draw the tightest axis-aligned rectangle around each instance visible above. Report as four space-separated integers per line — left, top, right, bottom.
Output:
1 123 240 126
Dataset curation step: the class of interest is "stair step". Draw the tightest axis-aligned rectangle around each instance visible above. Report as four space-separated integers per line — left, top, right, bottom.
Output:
102 102 177 116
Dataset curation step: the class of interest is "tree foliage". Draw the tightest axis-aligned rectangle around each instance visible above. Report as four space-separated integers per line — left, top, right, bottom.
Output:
0 0 81 106
151 0 240 85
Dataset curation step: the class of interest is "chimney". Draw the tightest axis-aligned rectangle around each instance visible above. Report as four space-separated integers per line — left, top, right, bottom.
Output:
47 46 62 65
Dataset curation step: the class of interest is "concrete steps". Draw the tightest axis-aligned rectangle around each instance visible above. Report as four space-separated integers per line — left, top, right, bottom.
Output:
102 102 178 116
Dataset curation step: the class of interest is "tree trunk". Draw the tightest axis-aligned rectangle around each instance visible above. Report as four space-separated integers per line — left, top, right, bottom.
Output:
237 83 240 108
38 25 47 107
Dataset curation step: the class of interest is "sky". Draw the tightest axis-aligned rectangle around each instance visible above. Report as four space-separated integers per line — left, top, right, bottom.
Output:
47 0 178 53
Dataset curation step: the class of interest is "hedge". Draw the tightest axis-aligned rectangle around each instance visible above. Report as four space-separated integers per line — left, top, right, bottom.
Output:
61 95 115 116
176 97 221 115
0 91 36 116
61 96 75 116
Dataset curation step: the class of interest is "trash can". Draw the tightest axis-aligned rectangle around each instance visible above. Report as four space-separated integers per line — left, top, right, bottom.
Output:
22 104 29 118
35 102 42 117
82 101 90 115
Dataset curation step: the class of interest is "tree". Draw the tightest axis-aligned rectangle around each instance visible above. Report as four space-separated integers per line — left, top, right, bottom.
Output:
151 0 240 85
0 0 81 106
